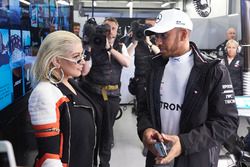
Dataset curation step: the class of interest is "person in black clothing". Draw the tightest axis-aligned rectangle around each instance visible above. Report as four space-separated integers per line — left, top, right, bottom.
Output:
221 39 244 95
127 18 160 116
216 27 238 58
137 9 238 167
127 19 160 156
82 17 130 167
28 30 97 167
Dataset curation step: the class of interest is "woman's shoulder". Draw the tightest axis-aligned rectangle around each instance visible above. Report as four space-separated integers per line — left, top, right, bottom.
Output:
28 81 68 125
29 81 65 105
33 82 62 95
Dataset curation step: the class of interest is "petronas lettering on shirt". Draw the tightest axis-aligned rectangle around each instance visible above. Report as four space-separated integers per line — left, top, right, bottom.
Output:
160 101 182 111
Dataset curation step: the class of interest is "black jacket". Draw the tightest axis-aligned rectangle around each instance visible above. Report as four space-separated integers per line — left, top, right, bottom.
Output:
137 42 239 167
87 39 123 85
29 79 98 167
222 54 244 96
216 40 227 58
134 41 153 77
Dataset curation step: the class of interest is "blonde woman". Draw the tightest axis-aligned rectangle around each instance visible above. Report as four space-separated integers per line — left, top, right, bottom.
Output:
221 39 244 95
29 30 97 167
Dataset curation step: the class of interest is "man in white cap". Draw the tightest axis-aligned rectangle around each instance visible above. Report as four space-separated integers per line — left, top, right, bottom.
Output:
137 9 238 167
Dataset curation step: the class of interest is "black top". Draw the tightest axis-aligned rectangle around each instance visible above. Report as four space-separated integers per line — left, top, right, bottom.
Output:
222 54 244 96
58 81 95 167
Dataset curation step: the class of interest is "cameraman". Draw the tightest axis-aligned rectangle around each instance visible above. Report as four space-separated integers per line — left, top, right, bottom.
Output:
81 17 130 167
127 18 160 155
127 18 160 113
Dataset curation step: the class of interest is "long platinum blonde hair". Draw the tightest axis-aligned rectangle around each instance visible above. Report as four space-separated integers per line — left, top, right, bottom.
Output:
30 30 81 87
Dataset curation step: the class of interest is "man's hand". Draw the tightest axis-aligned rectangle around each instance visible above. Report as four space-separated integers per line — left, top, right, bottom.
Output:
132 40 138 46
105 37 111 50
143 128 163 156
145 36 152 46
155 134 182 165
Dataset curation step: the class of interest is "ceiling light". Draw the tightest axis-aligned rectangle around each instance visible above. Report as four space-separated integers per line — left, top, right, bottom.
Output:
126 1 133 7
57 0 70 5
161 1 176 7
228 13 239 17
93 1 97 6
19 0 30 5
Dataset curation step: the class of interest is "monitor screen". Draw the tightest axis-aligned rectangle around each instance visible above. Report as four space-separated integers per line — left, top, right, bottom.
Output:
0 0 9 27
0 28 12 111
0 0 73 114
30 1 50 28
30 0 71 31
9 0 21 27
57 5 70 30
10 29 23 68
0 28 35 111
235 96 250 109
22 30 33 94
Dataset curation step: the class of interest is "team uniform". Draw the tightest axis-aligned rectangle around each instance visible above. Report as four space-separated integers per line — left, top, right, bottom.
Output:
137 42 239 167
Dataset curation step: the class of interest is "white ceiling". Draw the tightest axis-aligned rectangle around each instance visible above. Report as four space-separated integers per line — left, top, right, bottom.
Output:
79 0 180 9
76 0 184 18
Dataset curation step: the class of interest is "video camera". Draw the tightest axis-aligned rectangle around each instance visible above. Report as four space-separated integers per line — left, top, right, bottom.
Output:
130 20 151 41
82 18 111 49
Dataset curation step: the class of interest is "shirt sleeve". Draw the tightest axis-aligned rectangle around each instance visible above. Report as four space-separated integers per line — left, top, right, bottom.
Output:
121 43 129 57
28 82 69 167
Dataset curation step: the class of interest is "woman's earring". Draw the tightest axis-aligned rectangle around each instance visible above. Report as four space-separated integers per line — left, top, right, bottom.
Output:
48 67 64 84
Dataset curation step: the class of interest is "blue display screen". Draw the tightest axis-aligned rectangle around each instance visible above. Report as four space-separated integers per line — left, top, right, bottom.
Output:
0 28 12 111
30 0 71 31
0 0 72 112
235 96 250 109
0 28 34 111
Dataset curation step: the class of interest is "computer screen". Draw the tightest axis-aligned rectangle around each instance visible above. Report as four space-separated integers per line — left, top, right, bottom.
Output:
235 96 250 117
0 28 34 111
0 0 9 27
235 96 250 109
0 0 73 113
0 28 12 111
30 0 71 31
9 0 21 27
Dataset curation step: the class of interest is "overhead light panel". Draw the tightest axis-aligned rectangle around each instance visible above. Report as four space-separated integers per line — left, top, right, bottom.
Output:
93 1 97 6
19 0 30 5
57 0 70 5
126 1 133 7
161 1 176 7
228 13 239 17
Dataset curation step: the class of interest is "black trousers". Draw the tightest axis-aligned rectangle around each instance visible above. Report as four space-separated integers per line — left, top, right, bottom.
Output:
91 93 120 167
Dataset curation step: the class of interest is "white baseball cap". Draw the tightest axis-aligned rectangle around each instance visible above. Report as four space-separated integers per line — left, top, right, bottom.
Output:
145 9 193 36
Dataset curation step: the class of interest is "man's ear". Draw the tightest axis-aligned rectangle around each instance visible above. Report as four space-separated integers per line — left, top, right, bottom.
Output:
180 29 188 41
51 57 61 68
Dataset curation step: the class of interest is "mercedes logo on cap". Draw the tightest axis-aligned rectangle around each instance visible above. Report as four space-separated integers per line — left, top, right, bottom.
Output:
156 13 162 23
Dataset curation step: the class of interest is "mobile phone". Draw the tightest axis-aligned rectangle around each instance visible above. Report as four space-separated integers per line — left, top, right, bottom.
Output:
0 141 16 167
154 141 167 157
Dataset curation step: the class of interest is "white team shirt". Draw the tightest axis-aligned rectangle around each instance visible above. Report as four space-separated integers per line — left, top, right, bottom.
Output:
159 50 193 167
